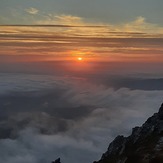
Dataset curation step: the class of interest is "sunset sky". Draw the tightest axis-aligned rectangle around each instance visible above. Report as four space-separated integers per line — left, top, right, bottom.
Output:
0 1 163 163
1 0 163 63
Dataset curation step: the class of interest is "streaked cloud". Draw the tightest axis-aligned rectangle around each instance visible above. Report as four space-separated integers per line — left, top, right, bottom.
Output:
55 15 83 25
36 14 163 35
0 15 163 62
25 7 39 15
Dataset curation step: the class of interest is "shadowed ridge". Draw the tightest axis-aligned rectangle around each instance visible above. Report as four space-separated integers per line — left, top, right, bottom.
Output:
52 158 61 163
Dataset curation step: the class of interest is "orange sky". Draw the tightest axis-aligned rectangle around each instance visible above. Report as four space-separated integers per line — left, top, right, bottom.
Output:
0 25 163 63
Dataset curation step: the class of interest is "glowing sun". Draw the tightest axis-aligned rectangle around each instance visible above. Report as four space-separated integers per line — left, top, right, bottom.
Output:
77 57 83 61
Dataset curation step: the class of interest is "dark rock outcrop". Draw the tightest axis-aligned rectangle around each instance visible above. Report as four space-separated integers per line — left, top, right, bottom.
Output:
94 103 163 163
52 158 61 163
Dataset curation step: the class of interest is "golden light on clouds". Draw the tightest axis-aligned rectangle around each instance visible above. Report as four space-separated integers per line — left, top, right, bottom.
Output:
1 15 163 63
71 50 92 58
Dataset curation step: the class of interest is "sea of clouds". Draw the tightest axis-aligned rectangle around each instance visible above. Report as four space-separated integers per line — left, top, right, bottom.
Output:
0 73 163 163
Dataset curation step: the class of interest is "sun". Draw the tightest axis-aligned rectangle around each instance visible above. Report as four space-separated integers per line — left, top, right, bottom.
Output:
77 57 83 61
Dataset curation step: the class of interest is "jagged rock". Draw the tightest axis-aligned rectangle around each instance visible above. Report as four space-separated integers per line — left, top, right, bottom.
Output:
94 103 163 163
52 158 61 163
158 103 163 119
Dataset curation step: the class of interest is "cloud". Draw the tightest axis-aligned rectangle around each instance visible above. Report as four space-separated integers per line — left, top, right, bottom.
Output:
1 9 163 37
36 14 83 26
0 127 101 163
55 15 83 25
121 16 160 33
25 7 39 15
1 16 163 63
0 88 163 163
1 15 163 37
35 14 163 35
0 73 163 163
0 73 163 159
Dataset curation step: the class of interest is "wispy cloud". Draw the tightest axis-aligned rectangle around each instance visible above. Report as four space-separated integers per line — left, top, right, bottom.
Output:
121 16 161 33
25 7 39 15
37 14 85 26
1 11 163 36
36 14 163 35
55 15 83 25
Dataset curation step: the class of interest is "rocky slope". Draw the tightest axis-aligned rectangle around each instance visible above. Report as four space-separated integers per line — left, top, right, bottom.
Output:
94 103 163 163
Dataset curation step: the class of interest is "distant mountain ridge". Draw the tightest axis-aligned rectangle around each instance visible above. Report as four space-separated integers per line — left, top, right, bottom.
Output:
93 103 163 163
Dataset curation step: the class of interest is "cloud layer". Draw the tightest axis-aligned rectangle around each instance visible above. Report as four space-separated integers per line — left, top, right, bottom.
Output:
1 15 163 63
0 73 163 163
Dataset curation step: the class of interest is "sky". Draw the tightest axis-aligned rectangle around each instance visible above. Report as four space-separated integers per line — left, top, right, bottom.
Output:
1 0 163 63
0 0 163 25
0 1 163 163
